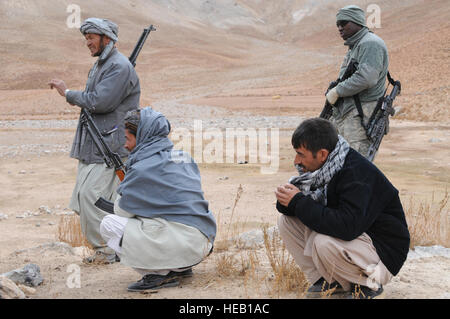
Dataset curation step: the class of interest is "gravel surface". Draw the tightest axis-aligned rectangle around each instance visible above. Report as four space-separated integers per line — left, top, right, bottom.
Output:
0 100 303 159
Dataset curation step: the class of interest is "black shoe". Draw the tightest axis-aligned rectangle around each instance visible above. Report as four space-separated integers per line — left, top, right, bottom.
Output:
347 284 385 299
127 268 193 292
306 277 345 298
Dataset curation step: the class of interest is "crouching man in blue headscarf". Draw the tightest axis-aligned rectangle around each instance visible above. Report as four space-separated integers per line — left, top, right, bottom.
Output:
99 107 216 292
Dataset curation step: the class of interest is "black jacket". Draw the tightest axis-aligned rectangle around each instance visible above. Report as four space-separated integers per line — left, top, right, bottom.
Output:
277 149 410 276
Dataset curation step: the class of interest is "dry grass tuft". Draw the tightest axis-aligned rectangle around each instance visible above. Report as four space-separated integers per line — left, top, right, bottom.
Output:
214 184 257 280
214 249 261 278
239 249 260 277
226 184 243 238
56 214 92 249
262 225 308 297
404 190 449 248
215 252 239 278
214 184 244 252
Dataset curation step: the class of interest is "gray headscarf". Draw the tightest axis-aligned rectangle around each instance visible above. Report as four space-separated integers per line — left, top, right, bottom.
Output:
80 18 118 62
80 17 119 42
336 5 367 27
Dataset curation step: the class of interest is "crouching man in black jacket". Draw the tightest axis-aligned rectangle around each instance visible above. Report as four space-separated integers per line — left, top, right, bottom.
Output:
275 118 410 299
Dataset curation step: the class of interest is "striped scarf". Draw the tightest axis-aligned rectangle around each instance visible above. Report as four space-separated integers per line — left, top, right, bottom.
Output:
289 135 350 205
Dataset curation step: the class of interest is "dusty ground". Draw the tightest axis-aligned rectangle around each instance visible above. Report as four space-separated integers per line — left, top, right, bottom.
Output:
0 111 449 299
0 0 449 300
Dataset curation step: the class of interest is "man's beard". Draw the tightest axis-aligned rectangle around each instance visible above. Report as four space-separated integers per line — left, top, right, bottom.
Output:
93 45 104 57
93 36 105 57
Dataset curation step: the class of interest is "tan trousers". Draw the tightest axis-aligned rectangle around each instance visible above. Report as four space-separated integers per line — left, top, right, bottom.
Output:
69 162 120 254
278 215 393 291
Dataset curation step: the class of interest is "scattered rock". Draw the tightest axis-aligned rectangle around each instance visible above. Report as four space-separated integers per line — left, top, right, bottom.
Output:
0 213 8 220
16 211 34 219
55 211 75 216
218 176 229 180
0 276 26 299
237 226 278 249
39 206 52 214
1 264 43 287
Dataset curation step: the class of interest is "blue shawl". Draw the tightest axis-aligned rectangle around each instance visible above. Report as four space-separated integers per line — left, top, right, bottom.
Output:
116 107 216 242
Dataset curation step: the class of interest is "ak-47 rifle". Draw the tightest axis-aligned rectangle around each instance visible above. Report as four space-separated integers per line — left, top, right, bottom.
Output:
366 73 401 162
320 59 359 119
80 24 156 182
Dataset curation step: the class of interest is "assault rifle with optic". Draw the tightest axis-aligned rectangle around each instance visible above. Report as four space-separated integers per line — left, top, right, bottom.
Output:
80 24 156 181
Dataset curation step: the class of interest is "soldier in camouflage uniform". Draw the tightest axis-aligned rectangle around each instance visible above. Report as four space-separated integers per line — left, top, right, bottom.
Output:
325 5 389 158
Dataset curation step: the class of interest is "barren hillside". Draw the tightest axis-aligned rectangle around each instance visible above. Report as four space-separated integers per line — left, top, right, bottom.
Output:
0 0 448 121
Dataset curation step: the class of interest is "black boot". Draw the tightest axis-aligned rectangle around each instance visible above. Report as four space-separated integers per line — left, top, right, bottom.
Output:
347 284 385 299
127 268 193 292
306 277 345 298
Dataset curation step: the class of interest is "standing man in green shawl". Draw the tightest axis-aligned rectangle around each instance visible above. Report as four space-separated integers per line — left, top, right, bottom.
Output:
325 5 389 158
49 18 140 263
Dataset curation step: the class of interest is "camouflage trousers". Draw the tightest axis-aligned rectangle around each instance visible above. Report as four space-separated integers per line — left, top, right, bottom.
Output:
330 101 378 159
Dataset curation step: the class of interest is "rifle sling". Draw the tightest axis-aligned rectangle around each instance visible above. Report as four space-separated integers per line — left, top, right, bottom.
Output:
352 70 396 134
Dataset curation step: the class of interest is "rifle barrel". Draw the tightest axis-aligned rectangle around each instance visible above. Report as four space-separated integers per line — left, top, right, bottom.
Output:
129 24 156 67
